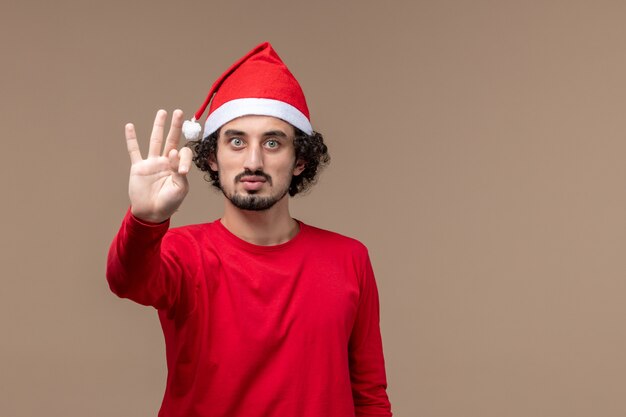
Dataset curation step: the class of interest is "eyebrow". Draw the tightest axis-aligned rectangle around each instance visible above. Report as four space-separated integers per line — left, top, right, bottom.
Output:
223 129 246 137
262 130 288 138
222 129 289 138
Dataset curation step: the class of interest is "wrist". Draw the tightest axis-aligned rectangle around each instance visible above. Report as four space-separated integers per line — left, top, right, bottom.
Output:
130 208 170 225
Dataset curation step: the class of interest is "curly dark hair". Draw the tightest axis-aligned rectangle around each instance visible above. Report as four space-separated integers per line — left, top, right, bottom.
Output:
188 127 330 196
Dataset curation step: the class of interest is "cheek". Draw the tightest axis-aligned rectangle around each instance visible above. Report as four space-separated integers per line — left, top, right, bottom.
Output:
213 150 237 172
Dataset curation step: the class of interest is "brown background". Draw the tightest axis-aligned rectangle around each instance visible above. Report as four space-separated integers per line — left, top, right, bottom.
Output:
2 1 626 416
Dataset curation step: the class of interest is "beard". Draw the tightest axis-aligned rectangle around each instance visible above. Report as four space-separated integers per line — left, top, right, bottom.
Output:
225 190 289 211
220 169 290 211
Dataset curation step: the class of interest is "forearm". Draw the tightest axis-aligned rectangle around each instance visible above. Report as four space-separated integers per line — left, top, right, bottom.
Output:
106 209 177 309
350 251 392 416
350 329 392 417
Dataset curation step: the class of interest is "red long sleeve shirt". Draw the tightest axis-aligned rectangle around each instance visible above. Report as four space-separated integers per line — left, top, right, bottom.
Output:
106 211 392 417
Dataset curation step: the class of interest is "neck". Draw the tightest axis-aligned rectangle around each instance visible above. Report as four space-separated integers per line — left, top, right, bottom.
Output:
220 196 299 246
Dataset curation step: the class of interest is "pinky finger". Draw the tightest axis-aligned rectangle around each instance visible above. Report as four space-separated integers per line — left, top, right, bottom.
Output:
125 123 143 164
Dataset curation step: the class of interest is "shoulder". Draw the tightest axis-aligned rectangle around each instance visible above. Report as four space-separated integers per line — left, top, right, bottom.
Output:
299 222 369 258
161 220 221 249
168 221 217 236
166 221 211 235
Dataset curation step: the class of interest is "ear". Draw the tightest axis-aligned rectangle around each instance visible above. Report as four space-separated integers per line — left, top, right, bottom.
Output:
293 159 305 176
208 155 218 172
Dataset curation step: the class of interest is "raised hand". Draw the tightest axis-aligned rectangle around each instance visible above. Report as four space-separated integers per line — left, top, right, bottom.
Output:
126 109 193 223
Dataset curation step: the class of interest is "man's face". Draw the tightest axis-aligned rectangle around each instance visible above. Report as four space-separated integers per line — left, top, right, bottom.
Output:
209 115 305 211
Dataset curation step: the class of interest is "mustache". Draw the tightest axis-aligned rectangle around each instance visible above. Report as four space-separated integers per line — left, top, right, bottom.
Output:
234 169 273 185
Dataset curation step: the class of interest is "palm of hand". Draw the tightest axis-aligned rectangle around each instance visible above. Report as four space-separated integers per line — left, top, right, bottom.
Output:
125 110 193 223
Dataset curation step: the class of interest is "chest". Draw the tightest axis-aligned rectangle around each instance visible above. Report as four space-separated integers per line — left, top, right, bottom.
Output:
202 249 361 345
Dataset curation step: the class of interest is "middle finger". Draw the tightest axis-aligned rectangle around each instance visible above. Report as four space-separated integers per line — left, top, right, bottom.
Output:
163 109 184 156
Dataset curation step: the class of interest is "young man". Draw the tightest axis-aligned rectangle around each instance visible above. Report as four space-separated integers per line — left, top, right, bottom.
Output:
106 42 392 417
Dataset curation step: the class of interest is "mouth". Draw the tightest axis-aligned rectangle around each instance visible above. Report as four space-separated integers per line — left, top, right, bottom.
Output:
239 176 267 191
239 175 267 183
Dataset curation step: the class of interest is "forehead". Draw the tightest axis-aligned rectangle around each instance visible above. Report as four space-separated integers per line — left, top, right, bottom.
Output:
219 115 295 136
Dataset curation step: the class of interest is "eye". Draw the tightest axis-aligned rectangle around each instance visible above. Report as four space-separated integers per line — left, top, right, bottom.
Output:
229 137 244 148
265 139 279 149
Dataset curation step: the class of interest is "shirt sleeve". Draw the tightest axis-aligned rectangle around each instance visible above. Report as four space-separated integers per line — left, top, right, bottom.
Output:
348 249 393 417
106 209 197 318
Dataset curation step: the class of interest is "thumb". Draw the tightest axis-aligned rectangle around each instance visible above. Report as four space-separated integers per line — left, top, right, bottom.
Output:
177 147 193 175
167 149 189 187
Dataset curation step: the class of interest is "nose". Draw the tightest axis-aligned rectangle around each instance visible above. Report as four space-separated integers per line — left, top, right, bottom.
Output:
243 143 263 172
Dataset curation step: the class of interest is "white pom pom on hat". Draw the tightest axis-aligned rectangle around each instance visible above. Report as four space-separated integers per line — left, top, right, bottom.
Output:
182 119 202 141
183 41 313 141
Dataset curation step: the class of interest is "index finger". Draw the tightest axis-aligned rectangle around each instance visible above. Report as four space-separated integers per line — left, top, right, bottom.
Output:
125 123 142 164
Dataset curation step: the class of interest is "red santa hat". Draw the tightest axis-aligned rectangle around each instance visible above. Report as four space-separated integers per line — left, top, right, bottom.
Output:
183 41 313 140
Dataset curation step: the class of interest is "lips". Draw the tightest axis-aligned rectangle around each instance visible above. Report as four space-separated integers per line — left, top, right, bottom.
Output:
239 176 267 183
234 170 273 192
239 176 267 191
